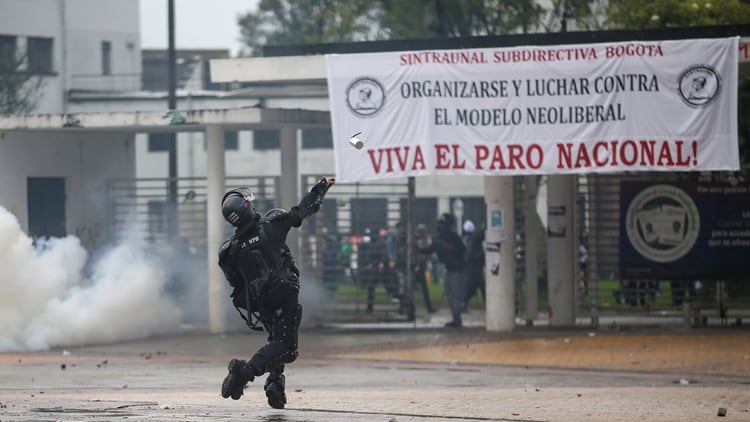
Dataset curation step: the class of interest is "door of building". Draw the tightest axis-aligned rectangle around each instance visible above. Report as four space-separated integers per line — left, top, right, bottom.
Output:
27 177 66 238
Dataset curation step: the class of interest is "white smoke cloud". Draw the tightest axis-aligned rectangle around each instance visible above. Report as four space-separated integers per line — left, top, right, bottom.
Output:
0 206 182 352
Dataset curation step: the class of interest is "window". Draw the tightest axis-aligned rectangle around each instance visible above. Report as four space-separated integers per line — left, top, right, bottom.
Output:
0 36 16 71
253 129 280 150
224 130 239 150
148 133 170 152
27 37 53 74
302 128 333 149
101 41 111 75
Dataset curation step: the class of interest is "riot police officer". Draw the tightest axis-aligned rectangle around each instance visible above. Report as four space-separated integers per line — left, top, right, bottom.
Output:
218 176 335 409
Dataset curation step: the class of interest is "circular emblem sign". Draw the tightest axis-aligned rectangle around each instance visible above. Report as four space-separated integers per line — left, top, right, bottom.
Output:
678 65 720 108
346 77 385 117
625 184 700 263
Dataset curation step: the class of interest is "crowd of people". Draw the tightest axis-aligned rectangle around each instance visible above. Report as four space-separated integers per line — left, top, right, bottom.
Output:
316 213 487 326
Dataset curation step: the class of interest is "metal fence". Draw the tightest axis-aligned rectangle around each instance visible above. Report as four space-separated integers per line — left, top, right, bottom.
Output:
108 172 750 328
108 176 280 252
108 175 417 323
107 176 280 324
298 175 415 323
585 172 750 327
511 172 750 328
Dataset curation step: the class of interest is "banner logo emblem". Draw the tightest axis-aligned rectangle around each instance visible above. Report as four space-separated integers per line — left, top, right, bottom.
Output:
625 184 700 263
346 77 385 117
678 65 720 108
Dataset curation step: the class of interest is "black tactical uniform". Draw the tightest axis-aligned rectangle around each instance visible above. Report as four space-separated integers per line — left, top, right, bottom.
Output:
218 177 334 408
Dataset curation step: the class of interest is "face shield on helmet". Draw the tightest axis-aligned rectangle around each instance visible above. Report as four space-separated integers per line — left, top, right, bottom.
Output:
221 187 257 227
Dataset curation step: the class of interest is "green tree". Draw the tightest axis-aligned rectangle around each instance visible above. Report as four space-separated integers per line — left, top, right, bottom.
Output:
543 0 608 32
606 0 750 170
374 0 437 39
238 0 548 54
378 0 545 38
237 0 381 56
0 48 44 114
607 0 750 29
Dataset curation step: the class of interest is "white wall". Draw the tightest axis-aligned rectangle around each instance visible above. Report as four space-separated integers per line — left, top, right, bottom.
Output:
0 0 141 113
0 130 136 250
70 94 485 198
0 0 65 113
65 0 141 91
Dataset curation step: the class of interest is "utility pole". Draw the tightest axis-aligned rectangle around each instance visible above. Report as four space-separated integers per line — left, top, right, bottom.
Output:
167 0 178 241
546 0 577 327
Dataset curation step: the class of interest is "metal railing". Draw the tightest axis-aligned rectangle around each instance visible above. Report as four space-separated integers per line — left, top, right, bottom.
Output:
107 172 750 328
298 175 415 322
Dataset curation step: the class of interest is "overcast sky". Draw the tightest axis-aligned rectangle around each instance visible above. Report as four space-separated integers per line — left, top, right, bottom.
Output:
139 0 258 56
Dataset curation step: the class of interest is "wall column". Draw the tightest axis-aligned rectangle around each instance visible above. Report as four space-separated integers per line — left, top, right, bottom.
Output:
279 127 300 258
546 174 576 326
206 124 227 333
524 175 539 325
484 176 516 332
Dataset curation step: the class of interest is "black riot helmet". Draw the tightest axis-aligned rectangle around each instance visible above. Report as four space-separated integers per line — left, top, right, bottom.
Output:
221 187 258 227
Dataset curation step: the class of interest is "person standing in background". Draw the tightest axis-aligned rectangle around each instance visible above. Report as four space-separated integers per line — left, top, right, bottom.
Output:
462 220 486 311
414 223 437 314
420 213 465 328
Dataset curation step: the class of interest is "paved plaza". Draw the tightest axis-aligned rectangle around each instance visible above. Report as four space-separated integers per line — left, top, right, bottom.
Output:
0 312 748 421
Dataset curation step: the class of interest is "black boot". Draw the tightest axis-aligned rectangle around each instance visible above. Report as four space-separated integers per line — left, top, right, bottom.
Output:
221 359 255 400
264 373 286 409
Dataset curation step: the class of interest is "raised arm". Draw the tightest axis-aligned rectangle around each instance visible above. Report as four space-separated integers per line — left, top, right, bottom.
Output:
288 177 335 226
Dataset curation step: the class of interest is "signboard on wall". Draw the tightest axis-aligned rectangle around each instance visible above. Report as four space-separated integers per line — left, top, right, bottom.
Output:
619 181 750 280
326 37 739 182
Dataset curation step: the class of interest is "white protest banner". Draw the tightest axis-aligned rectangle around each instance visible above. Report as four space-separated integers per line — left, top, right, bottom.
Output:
325 37 739 182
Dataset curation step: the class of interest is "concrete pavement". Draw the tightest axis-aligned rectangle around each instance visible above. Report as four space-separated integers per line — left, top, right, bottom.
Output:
0 313 749 422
